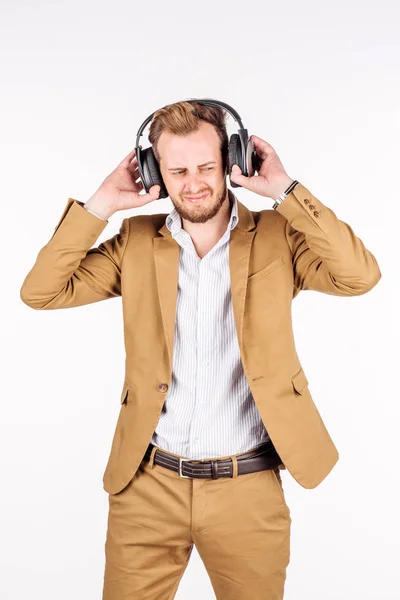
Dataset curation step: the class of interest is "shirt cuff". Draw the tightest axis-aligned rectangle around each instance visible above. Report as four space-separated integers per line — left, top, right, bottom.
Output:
83 205 109 222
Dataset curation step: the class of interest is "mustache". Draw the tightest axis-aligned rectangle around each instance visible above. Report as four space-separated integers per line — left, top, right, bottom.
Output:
182 190 211 198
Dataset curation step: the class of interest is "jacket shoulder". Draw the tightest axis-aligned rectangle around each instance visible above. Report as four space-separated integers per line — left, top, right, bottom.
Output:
251 207 287 231
127 212 168 234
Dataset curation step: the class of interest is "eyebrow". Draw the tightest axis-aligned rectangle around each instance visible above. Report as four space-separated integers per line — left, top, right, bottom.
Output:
167 161 217 171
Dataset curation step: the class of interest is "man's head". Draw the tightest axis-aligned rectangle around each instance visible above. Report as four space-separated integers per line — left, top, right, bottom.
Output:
148 101 230 224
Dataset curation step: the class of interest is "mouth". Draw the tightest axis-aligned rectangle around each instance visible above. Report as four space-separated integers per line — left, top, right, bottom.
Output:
184 192 209 204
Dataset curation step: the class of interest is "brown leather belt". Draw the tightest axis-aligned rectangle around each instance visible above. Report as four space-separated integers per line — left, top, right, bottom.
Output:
143 441 283 479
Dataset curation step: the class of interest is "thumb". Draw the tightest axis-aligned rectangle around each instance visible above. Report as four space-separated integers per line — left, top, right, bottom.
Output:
230 164 246 185
148 184 161 200
138 184 161 205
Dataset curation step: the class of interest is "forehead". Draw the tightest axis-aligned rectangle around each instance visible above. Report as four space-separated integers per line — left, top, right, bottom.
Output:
158 121 220 167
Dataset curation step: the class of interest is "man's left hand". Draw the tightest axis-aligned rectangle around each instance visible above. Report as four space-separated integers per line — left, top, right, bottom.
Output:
230 134 294 200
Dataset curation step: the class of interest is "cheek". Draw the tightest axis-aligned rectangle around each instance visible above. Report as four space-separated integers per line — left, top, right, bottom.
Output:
162 175 179 193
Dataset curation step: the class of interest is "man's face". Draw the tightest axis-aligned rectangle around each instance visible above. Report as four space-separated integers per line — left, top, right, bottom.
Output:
157 121 228 224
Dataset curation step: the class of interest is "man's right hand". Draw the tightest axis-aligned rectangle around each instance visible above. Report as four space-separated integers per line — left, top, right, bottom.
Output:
84 149 162 219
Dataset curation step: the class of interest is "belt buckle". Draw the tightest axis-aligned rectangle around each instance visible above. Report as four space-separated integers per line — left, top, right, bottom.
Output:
178 457 193 478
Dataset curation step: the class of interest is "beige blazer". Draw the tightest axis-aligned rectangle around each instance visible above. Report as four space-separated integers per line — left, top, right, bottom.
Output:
20 183 381 494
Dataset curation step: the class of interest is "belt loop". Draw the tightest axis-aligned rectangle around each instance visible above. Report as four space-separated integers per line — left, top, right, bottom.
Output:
231 455 238 478
148 446 158 469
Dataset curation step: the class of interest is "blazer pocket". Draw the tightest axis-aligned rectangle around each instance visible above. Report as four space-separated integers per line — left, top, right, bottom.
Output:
247 255 284 286
291 367 309 395
120 381 129 404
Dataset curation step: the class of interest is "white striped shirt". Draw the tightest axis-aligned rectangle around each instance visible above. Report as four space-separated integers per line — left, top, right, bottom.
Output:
150 190 271 459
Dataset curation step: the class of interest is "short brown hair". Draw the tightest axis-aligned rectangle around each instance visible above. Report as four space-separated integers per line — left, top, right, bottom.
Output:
148 100 229 173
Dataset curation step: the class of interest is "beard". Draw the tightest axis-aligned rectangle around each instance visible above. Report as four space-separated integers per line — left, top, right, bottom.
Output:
170 177 229 224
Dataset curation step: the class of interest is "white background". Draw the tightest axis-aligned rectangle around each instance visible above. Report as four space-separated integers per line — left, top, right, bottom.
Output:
1 0 399 598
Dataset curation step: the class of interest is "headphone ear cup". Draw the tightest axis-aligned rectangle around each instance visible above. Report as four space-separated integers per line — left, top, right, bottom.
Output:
141 147 169 199
227 133 243 188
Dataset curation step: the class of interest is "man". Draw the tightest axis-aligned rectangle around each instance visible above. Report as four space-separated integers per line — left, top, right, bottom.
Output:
20 101 381 599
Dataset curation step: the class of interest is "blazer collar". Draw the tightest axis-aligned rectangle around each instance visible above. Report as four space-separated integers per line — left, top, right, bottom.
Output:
157 188 255 237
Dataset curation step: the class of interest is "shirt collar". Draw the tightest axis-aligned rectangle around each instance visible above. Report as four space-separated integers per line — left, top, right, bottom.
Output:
166 189 239 237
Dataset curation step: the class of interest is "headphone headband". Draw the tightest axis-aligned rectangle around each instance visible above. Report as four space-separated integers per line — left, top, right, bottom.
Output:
135 98 245 148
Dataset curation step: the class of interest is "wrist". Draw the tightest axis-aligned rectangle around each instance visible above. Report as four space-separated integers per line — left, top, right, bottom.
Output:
272 179 299 210
269 175 295 201
84 195 115 220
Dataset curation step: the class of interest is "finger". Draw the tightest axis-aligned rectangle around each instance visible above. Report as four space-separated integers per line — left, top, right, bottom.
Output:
127 161 140 183
131 166 140 181
250 135 275 155
118 149 137 168
230 165 251 189
128 159 139 174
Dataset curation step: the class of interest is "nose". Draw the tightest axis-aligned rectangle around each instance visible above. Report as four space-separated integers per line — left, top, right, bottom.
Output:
184 173 208 195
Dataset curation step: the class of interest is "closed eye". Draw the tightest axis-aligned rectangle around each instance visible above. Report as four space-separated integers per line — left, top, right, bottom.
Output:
173 167 214 175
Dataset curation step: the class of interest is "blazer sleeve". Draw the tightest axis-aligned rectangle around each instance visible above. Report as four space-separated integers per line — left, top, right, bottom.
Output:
20 198 130 309
275 182 382 297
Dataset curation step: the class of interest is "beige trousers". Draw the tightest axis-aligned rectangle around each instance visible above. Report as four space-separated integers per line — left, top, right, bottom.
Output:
102 445 291 599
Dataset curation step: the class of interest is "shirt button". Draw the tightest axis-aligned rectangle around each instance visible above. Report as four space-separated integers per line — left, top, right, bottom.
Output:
309 204 315 210
313 211 320 217
304 199 310 205
158 383 168 392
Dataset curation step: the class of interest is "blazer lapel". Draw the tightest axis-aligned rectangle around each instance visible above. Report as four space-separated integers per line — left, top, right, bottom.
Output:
153 234 180 369
228 200 256 350
154 192 256 369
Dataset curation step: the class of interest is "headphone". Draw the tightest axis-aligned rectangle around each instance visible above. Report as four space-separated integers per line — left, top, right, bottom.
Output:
134 98 262 199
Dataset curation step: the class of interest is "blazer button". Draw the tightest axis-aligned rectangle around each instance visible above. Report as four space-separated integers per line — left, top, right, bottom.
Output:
304 199 310 205
309 204 315 210
313 211 320 217
158 383 168 392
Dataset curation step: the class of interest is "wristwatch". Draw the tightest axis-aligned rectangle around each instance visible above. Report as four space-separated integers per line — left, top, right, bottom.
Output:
272 180 299 210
